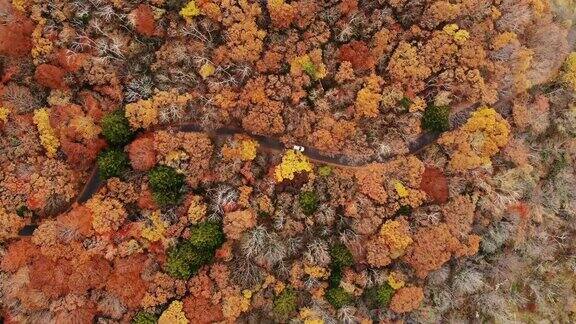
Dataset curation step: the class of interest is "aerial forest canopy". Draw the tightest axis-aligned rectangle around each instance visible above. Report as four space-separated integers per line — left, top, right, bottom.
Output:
0 0 575 323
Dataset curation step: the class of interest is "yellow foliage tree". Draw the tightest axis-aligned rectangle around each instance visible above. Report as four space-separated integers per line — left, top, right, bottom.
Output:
291 50 328 81
199 63 215 79
86 195 128 235
222 288 251 321
125 90 193 129
159 300 189 324
379 218 413 258
33 108 60 158
443 24 470 44
387 41 431 91
439 107 510 171
222 136 260 161
0 106 9 123
366 217 413 267
560 52 576 91
387 271 405 290
187 195 207 223
274 150 313 182
141 210 168 242
299 308 324 324
180 1 201 19
12 0 27 11
125 99 158 129
355 74 383 118
70 115 101 140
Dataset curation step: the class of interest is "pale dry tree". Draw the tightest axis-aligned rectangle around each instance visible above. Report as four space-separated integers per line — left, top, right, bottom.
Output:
231 256 263 288
429 287 456 313
208 184 239 216
124 76 153 103
480 221 514 254
95 5 117 22
286 236 303 257
158 104 186 124
94 292 126 319
496 0 533 33
241 226 268 259
304 240 330 266
260 232 287 266
337 306 358 324
453 268 486 295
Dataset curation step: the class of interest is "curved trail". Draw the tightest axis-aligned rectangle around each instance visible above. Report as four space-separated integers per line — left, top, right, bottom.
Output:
76 101 480 203
17 102 480 236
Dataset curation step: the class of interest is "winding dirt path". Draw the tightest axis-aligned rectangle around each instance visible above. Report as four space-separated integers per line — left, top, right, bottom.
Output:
16 101 481 236
75 101 480 203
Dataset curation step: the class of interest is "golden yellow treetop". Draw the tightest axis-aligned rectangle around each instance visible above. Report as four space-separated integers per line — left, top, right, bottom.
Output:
199 62 216 79
187 195 207 223
0 106 9 123
388 271 406 290
304 264 329 279
443 23 470 44
180 1 201 19
141 210 168 242
394 181 410 198
355 75 383 118
299 308 324 324
274 150 313 182
125 99 158 129
561 52 576 91
463 107 511 154
290 50 327 80
380 219 413 257
439 107 510 171
159 300 188 324
222 136 260 161
33 108 60 158
70 115 101 140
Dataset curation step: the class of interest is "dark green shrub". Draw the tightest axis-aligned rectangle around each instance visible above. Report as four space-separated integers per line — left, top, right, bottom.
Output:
328 265 342 288
97 148 129 180
273 288 298 318
257 211 270 219
77 12 91 25
148 165 185 206
152 190 183 207
421 105 450 132
301 58 320 80
16 205 29 217
396 205 412 216
329 243 354 269
131 311 158 324
148 165 185 192
317 165 332 177
189 222 225 250
165 241 212 279
365 283 394 308
548 153 568 179
299 191 318 215
325 287 354 309
101 109 134 146
399 97 412 111
165 221 225 279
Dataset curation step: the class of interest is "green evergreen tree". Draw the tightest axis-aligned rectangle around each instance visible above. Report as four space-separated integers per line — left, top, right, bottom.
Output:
97 148 129 180
422 105 451 132
101 109 134 146
325 287 354 309
147 165 185 206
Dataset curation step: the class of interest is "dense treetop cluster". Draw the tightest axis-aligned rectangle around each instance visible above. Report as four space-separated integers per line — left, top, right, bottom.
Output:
0 0 575 323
